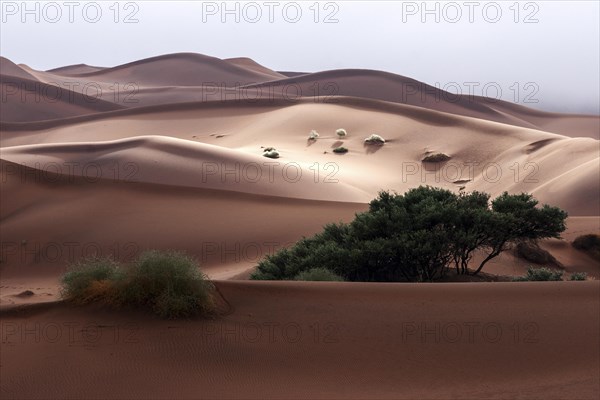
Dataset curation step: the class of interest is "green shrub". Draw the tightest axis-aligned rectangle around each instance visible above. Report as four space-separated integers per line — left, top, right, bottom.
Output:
60 257 123 303
512 266 564 281
422 153 451 162
251 187 568 282
333 146 348 154
364 134 385 145
60 250 215 319
294 267 345 282
308 130 319 140
572 234 600 260
569 272 588 281
336 128 347 138
117 250 215 318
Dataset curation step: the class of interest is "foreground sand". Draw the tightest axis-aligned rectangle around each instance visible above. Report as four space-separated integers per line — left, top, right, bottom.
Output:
1 281 598 399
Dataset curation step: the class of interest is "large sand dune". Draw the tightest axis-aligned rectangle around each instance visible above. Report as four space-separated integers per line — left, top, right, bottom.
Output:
1 53 598 399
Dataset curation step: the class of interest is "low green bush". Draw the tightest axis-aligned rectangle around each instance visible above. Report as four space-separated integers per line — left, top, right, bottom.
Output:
512 266 564 281
60 250 215 318
60 257 123 303
294 267 345 282
569 272 588 281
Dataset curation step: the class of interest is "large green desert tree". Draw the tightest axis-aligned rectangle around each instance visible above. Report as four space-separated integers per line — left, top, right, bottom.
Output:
251 186 567 282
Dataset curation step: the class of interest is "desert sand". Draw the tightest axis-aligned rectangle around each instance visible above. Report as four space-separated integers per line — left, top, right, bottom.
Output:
1 53 599 399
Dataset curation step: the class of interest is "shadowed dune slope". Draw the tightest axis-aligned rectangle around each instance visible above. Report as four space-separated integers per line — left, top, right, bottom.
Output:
0 75 125 122
0 160 366 283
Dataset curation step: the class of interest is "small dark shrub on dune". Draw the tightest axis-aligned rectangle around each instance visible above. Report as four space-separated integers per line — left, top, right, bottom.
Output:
61 251 215 319
333 146 348 154
512 266 563 281
294 268 345 282
572 234 600 260
422 153 451 163
569 272 588 281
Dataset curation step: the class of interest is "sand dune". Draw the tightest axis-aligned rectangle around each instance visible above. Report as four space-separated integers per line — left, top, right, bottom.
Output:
1 96 597 215
46 63 107 75
0 159 365 288
242 69 600 138
0 136 370 201
1 53 599 399
225 57 287 80
0 75 125 122
28 53 283 88
3 54 597 139
0 57 39 81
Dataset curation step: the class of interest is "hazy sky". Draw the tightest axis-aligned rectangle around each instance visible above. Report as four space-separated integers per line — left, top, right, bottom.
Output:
1 0 599 114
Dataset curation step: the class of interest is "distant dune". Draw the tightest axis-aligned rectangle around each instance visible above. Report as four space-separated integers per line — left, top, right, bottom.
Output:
1 53 598 400
2 53 598 138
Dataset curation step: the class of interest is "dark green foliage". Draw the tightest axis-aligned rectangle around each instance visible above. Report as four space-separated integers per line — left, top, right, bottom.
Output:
60 250 215 318
251 186 568 282
60 257 123 301
294 268 345 281
569 272 588 281
572 234 600 260
512 266 564 281
117 250 215 318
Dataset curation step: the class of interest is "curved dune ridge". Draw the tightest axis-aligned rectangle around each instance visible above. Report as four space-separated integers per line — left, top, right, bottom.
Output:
1 97 597 214
1 53 598 139
0 53 599 399
0 136 370 202
45 63 107 75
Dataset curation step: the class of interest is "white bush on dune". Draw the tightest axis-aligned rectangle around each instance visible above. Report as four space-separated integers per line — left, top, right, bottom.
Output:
336 128 347 138
263 150 280 159
308 130 320 140
364 134 385 144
